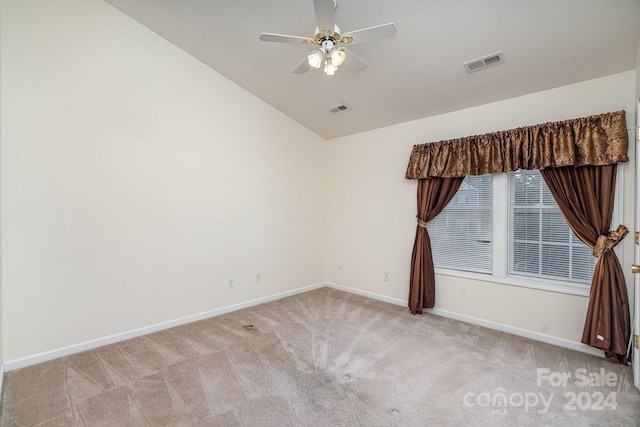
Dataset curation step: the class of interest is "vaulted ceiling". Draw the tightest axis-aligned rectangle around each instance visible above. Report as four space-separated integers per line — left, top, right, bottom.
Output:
104 0 640 139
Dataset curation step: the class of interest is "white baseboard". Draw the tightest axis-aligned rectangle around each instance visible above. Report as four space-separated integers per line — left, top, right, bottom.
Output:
324 282 407 307
4 281 603 371
425 307 604 358
4 282 327 372
325 282 604 358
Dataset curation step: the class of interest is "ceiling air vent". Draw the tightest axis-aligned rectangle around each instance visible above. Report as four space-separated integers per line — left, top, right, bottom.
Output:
329 104 350 113
463 51 505 73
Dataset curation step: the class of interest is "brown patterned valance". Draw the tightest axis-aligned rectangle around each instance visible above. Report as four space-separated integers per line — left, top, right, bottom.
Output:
405 111 629 179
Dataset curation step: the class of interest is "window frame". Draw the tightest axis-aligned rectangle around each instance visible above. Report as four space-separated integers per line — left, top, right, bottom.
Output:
507 169 598 285
431 169 624 297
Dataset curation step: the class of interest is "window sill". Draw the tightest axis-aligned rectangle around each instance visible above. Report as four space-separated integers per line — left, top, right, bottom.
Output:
433 268 591 297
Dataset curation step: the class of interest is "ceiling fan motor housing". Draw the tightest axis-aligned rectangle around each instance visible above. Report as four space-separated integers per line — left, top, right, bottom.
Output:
312 25 351 46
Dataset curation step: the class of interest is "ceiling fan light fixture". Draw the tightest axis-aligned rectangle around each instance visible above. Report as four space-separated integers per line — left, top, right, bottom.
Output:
259 0 397 75
308 49 324 68
329 47 346 66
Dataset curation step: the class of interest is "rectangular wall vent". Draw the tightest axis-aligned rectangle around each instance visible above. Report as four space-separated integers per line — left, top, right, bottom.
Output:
463 51 505 73
329 104 350 113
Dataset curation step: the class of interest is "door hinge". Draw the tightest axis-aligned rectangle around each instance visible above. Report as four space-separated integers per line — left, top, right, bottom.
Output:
636 231 640 245
636 335 640 349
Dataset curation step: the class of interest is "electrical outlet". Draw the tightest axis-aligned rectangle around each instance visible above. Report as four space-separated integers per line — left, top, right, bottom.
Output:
383 272 390 281
256 273 261 283
227 278 235 288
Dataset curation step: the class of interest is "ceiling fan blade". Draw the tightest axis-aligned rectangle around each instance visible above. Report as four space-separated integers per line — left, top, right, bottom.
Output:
342 48 368 72
343 23 397 45
259 33 314 44
293 57 311 74
313 0 335 31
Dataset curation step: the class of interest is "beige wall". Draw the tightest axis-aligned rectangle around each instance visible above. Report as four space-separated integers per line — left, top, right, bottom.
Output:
0 0 326 361
324 71 636 344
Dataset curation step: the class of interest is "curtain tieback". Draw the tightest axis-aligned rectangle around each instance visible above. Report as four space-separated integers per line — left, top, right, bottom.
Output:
593 224 628 257
416 216 428 228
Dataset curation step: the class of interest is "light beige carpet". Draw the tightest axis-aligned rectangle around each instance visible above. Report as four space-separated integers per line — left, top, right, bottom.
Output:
1 287 639 426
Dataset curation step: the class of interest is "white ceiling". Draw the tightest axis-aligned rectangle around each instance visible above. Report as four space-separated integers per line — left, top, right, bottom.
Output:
104 0 640 140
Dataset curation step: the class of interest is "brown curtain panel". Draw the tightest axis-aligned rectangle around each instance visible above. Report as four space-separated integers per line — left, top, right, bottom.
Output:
409 177 463 314
540 165 630 364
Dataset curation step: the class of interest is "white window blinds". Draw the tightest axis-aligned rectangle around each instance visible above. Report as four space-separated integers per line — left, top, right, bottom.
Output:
508 169 597 283
427 174 492 274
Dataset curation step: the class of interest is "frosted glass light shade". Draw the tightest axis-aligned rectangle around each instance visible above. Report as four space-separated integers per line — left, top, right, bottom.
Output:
330 47 346 66
308 50 324 69
324 59 337 75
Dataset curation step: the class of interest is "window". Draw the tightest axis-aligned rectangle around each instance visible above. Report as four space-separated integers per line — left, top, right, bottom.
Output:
508 169 597 283
429 169 609 293
427 174 492 274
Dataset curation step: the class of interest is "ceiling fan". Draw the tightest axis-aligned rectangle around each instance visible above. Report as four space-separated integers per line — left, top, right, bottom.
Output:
259 0 397 75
